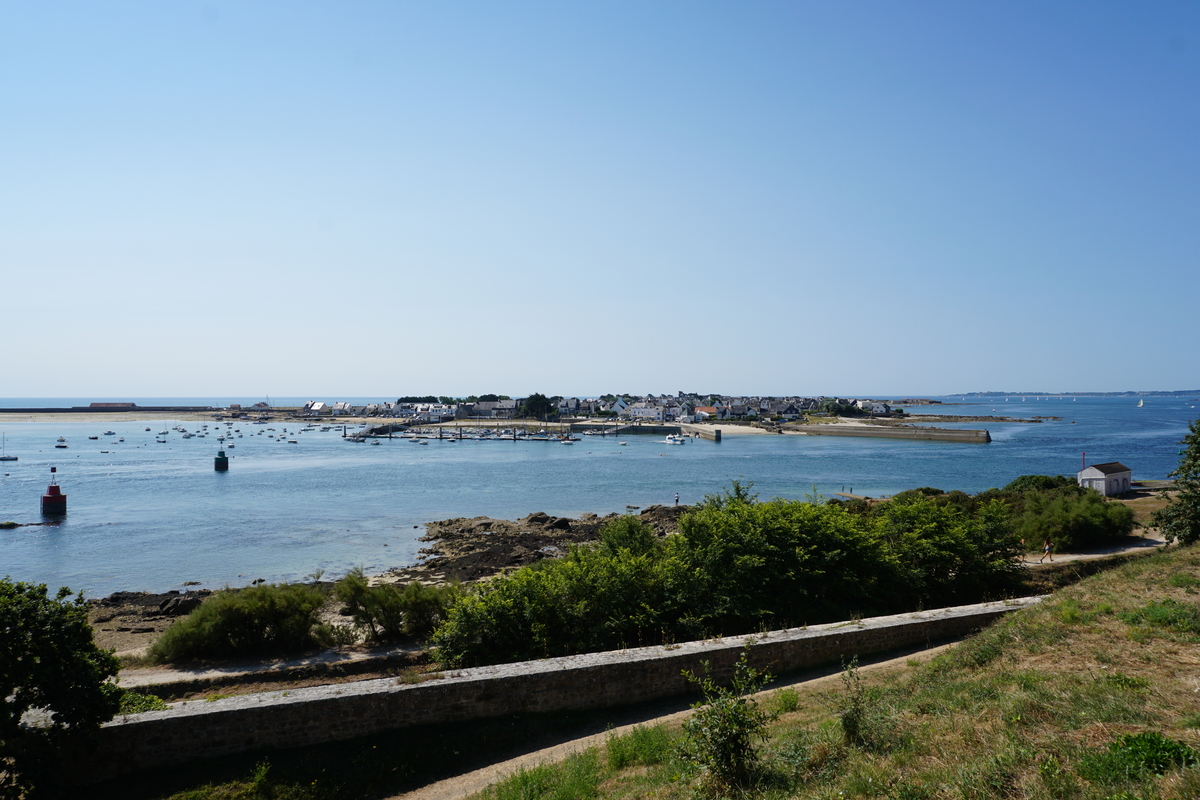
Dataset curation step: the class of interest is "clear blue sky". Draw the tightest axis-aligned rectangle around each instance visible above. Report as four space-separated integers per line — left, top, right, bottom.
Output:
2 2 1197 399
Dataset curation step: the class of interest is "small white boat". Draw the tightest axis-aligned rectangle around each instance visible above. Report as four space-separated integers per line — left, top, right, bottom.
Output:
1138 399 1144 407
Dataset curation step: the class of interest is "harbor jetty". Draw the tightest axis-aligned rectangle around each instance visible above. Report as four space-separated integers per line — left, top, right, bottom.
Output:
792 424 991 443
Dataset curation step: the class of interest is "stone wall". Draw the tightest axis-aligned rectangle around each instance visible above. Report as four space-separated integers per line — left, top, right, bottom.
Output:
796 425 992 443
70 597 1040 784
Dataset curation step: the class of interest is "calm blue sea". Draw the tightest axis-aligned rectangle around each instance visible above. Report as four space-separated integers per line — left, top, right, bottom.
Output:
0 395 1195 596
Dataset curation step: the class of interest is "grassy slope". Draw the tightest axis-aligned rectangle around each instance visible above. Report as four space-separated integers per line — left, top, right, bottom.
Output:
482 544 1200 800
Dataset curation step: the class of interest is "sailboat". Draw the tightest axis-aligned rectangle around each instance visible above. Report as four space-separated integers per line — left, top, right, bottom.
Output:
1137 399 1144 408
0 432 16 462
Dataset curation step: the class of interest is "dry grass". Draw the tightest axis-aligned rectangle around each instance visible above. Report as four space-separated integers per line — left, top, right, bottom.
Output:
1118 487 1175 528
474 544 1200 800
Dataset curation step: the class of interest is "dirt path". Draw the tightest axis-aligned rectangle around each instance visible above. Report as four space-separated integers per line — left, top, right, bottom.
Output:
387 643 954 800
1023 529 1166 565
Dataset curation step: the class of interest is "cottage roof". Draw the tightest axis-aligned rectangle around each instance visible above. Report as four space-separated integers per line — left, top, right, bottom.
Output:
1087 462 1131 475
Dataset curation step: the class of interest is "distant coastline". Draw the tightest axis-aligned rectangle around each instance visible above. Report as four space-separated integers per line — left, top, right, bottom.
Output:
953 390 1200 398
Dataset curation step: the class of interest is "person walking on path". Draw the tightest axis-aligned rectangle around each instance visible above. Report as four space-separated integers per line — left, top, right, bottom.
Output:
1039 539 1053 563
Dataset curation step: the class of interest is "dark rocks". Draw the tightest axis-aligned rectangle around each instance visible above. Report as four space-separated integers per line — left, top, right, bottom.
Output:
159 596 204 616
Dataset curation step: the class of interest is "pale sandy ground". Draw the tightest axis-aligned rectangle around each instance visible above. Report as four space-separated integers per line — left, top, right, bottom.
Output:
0 411 227 424
389 643 954 800
682 422 773 436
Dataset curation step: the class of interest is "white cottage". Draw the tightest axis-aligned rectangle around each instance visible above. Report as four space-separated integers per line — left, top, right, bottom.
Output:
1078 462 1133 497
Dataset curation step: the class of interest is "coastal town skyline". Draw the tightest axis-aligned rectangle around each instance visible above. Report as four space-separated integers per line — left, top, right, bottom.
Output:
3 3 1197 398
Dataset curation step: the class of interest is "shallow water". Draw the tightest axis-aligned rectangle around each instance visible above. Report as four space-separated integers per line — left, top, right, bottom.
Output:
0 395 1194 596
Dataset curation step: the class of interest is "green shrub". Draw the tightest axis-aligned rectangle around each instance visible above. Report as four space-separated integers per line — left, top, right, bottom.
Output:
1012 489 1135 551
432 486 1030 668
1004 474 1076 493
117 690 169 714
838 659 902 752
148 582 330 662
598 517 659 557
335 570 460 642
678 649 776 790
770 686 800 715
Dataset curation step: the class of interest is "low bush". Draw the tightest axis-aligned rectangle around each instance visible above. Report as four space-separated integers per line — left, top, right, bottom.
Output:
678 649 776 791
149 582 330 662
117 689 169 714
335 569 460 642
1011 488 1136 551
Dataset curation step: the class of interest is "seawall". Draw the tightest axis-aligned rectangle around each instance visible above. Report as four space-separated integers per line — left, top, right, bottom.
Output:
794 425 991 443
70 597 1039 784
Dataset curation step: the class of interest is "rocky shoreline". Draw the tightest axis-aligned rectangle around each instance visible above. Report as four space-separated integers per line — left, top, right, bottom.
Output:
380 504 690 585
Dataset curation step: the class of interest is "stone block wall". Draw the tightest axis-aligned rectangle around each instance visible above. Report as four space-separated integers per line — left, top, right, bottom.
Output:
70 597 1040 783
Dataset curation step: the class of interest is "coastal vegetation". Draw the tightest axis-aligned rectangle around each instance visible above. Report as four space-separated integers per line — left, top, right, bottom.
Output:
333 569 459 642
1 578 122 797
1153 418 1200 546
136 473 1139 671
430 482 1030 668
887 475 1137 553
430 477 1142 669
147 581 333 662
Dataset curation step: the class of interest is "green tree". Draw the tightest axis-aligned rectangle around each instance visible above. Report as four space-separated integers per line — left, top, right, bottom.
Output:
520 392 554 420
1 579 122 795
1153 418 1200 545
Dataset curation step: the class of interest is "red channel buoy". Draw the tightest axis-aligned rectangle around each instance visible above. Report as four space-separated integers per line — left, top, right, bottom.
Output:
42 466 67 515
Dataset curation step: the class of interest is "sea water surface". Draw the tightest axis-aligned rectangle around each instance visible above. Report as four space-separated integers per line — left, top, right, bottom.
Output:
0 395 1195 596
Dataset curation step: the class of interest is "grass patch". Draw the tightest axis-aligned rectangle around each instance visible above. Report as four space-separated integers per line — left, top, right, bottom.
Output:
605 724 673 770
479 750 602 800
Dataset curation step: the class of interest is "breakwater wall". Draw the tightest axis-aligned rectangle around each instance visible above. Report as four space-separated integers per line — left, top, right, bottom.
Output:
71 597 1039 783
795 425 991 443
0 406 218 414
